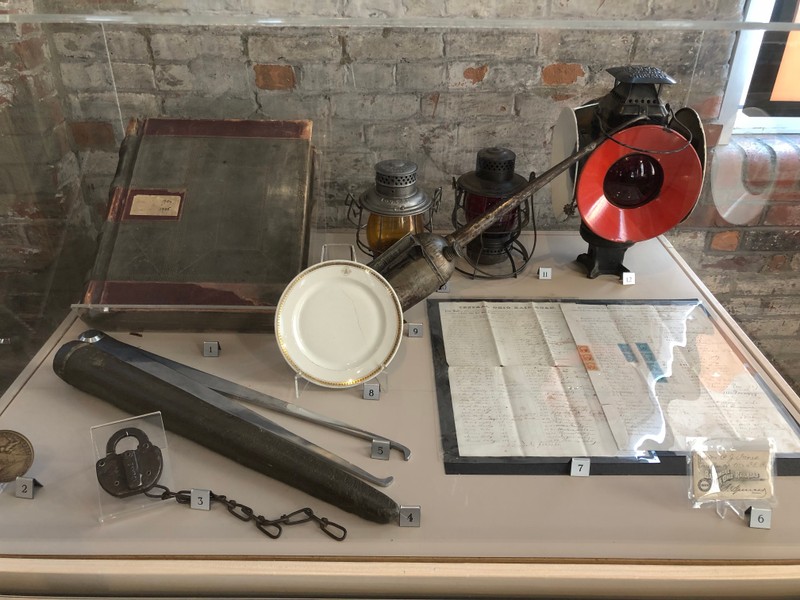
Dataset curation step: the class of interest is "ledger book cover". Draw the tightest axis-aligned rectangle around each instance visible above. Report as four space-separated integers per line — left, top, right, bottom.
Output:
80 118 314 330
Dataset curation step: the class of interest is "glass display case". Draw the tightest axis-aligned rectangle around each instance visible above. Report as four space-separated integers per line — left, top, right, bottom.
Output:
2 2 799 395
1 2 800 597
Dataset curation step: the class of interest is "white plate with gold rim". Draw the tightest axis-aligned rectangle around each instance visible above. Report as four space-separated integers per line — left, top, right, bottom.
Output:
274 260 403 388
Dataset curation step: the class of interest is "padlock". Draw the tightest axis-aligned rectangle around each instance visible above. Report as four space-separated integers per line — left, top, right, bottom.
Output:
96 427 163 498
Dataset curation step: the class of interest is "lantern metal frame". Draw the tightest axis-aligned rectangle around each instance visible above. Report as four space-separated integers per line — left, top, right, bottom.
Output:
346 187 441 258
450 172 536 280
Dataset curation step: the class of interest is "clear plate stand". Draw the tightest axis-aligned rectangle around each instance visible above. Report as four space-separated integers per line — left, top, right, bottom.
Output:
293 370 390 400
292 242 392 400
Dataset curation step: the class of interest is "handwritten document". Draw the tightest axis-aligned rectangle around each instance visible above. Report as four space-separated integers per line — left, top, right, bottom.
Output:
691 447 774 503
439 301 800 457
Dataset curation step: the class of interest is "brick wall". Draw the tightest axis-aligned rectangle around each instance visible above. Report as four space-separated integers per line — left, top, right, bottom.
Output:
7 0 800 399
45 21 736 225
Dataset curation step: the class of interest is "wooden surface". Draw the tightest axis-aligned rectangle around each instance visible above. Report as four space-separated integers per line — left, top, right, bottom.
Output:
1 232 799 598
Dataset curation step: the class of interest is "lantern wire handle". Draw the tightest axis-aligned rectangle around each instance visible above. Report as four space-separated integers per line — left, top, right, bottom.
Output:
597 106 693 155
345 187 441 259
345 192 374 257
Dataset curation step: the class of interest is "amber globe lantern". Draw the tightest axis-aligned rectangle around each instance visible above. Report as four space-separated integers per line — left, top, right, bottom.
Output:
347 159 440 256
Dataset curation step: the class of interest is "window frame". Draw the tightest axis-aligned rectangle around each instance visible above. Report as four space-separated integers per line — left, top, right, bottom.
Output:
718 0 800 143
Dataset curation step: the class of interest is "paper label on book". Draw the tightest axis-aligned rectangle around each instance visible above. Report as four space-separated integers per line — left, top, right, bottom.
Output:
129 194 182 217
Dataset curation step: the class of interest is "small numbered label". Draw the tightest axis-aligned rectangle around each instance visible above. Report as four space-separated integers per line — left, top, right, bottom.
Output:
363 382 381 401
622 272 636 285
371 439 391 461
570 457 591 477
538 267 552 280
437 282 451 293
407 323 423 338
749 507 772 529
15 476 38 499
399 505 421 527
203 341 221 357
190 488 211 511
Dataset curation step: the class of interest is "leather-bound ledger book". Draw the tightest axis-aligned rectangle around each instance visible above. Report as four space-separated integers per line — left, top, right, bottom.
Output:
77 118 314 331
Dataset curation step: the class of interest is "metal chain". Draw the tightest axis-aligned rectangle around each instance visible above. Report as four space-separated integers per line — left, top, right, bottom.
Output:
143 484 347 541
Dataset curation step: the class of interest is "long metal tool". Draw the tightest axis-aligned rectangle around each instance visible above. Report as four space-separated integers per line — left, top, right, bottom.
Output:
76 331 393 488
54 340 400 523
368 115 648 311
79 330 411 461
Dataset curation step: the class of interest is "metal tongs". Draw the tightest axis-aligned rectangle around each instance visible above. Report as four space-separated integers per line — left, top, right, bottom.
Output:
78 330 411 488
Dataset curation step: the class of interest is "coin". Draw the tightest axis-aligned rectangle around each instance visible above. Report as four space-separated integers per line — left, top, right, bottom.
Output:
0 430 34 482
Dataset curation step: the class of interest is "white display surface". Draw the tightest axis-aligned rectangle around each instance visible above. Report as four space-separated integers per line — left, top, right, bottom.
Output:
2 232 800 598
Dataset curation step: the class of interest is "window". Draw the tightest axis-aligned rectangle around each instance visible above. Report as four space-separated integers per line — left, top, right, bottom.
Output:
719 0 800 141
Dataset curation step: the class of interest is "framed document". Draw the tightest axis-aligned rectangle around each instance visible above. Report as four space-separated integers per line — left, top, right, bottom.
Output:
427 299 800 475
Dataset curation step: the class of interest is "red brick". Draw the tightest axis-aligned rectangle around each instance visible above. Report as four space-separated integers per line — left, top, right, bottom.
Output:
13 37 46 70
763 136 800 186
69 121 116 150
728 135 800 202
765 204 800 226
689 95 722 121
765 138 800 202
20 24 40 37
10 195 67 220
709 230 740 251
704 123 722 148
770 189 800 202
764 254 788 272
253 64 296 90
26 70 57 99
679 204 722 228
542 63 585 85
733 137 774 193
463 64 488 85
701 254 766 272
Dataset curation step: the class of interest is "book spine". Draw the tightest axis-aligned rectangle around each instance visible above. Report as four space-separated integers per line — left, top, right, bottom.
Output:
84 119 144 304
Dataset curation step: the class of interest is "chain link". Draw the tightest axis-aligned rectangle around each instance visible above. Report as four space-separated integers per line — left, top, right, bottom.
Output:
143 484 347 541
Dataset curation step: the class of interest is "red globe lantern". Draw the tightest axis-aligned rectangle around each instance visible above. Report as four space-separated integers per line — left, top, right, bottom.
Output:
451 147 533 277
